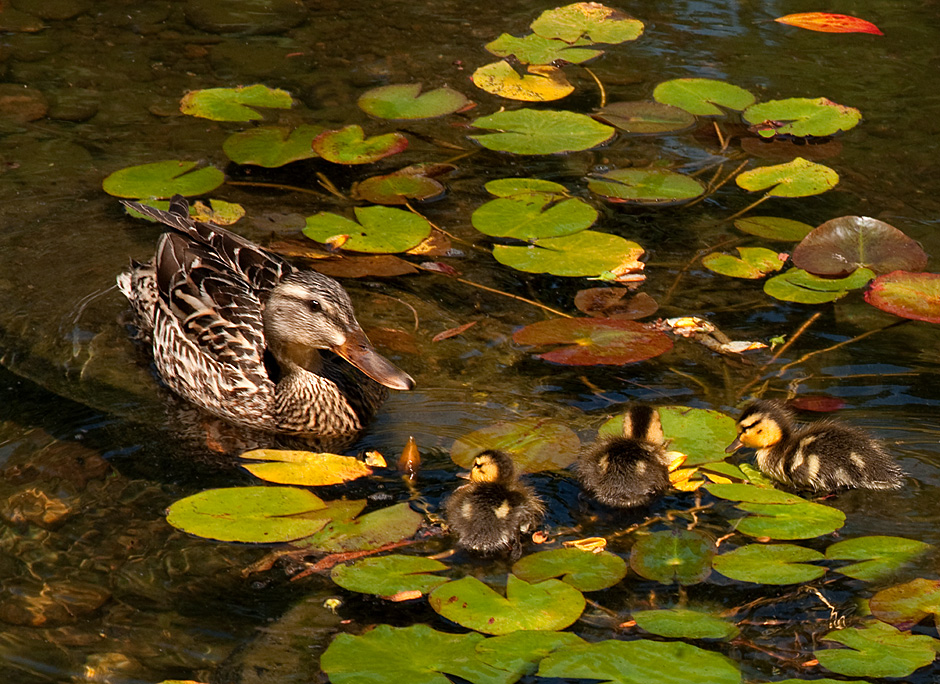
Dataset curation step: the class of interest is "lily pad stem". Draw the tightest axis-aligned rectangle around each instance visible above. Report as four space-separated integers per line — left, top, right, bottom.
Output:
736 311 822 399
420 265 571 318
581 66 606 108
723 193 772 223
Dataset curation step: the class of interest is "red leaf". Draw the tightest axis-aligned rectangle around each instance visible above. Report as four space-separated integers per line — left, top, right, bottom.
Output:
775 12 883 36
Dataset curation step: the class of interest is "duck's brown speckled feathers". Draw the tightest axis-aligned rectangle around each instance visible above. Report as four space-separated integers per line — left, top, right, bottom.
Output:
445 450 544 559
577 405 671 508
727 399 904 493
117 195 413 437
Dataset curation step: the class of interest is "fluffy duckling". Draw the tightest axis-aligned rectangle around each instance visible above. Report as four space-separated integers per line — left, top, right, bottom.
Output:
445 450 544 559
726 399 904 493
578 405 671 508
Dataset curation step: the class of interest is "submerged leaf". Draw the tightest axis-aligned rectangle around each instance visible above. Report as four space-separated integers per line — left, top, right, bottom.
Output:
816 620 937 679
594 101 696 134
574 288 658 319
712 544 826 584
865 271 940 323
512 548 627 592
653 78 755 116
493 231 644 277
513 317 673 366
470 109 615 154
736 157 839 197
358 83 468 120
530 3 644 43
792 216 927 276
450 418 580 472
630 529 715 585
472 61 574 102
312 125 408 164
180 84 292 121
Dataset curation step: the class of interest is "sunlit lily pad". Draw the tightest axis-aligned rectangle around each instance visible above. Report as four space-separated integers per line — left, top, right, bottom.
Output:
703 247 786 279
792 216 928 277
601 407 736 466
735 501 846 540
652 78 755 116
632 608 739 640
705 483 805 504
712 544 825 584
574 288 658 319
530 3 644 43
358 83 469 120
472 61 574 102
312 125 408 164
485 33 602 65
594 101 696 135
472 195 597 239
450 418 580 472
736 157 839 197
331 555 449 598
165 486 327 543
485 178 569 197
512 548 627 591
494 231 644 277
537 638 740 684
743 97 861 139
513 317 673 366
816 620 937 679
428 575 585 635
353 164 450 205
827 536 931 583
734 216 814 241
869 578 940 630
764 267 874 304
179 84 292 121
630 529 714 585
240 450 372 486
587 168 704 203
102 160 225 199
297 502 422 553
474 631 586 679
470 109 615 154
865 271 940 323
222 125 323 167
303 206 432 253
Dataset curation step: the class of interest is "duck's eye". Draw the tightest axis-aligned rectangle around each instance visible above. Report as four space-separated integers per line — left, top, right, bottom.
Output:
306 299 322 313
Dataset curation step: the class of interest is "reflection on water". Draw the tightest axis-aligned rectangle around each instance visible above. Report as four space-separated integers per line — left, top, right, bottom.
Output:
1 0 940 681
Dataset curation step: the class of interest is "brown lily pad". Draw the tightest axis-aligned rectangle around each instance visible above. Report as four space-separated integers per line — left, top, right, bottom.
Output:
574 288 658 319
513 317 673 365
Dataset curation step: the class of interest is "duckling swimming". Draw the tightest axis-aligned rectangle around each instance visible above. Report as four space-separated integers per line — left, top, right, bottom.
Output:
445 450 544 559
578 405 671 508
726 399 904 493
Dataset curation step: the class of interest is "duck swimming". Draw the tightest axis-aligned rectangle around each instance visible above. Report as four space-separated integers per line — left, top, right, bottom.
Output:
726 399 904 493
117 195 414 437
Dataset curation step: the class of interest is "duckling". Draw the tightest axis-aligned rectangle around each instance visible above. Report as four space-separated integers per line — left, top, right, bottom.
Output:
578 405 671 508
726 399 904 493
444 450 544 559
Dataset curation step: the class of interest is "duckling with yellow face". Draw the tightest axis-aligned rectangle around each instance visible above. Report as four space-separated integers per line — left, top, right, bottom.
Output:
445 450 545 559
578 405 671 508
727 400 904 493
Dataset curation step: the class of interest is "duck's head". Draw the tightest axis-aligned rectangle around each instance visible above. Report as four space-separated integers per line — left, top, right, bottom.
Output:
726 400 788 452
264 271 414 391
469 450 517 484
622 405 664 444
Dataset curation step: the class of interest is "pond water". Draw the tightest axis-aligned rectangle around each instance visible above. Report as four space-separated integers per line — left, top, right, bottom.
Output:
2 0 940 682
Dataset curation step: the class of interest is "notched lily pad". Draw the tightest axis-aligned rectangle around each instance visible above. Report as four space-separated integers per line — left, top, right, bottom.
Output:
513 317 673 366
331 555 449 598
530 3 644 44
474 631 586 680
485 178 569 197
450 417 580 472
485 33 603 65
298 502 422 553
472 194 597 239
512 548 627 592
816 620 937 679
179 84 292 122
712 543 826 584
312 125 408 164
470 109 615 154
594 101 696 135
629 529 715 585
632 608 739 640
703 247 786 279
303 206 432 253
736 157 839 198
865 271 940 324
353 164 451 205
239 449 372 486
734 216 814 241
494 231 644 278
735 500 846 540
587 168 704 204
601 407 736 466
743 97 861 139
653 78 755 116
764 267 874 304
103 160 225 199
222 125 323 167
472 61 574 102
358 83 469 120
869 578 940 630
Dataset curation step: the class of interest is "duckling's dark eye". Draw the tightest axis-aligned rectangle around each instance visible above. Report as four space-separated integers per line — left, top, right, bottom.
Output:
306 299 321 313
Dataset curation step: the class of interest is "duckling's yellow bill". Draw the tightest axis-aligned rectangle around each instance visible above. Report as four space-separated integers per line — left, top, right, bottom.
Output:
725 437 742 453
333 330 415 391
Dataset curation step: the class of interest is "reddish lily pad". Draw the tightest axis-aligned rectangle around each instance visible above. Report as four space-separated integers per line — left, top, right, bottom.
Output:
353 164 451 205
870 578 940 630
513 318 673 366
485 33 603 65
530 3 644 43
358 83 468 120
312 125 408 164
736 157 839 197
743 97 862 139
471 61 574 102
470 109 615 154
792 216 928 277
450 418 580 472
865 271 940 323
179 84 292 122
702 247 786 279
775 12 884 35
587 168 704 204
574 288 658 319
222 125 323 167
734 216 814 241
652 78 755 116
594 101 696 135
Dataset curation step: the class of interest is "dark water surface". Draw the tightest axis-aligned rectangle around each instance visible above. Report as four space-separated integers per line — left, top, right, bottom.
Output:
1 0 940 682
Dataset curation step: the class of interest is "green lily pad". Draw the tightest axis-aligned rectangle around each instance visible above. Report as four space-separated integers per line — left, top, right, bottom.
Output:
827 536 932 582
712 544 825 584
601 407 736 466
652 78 755 116
485 33 602 65
240 449 372 486
587 168 704 203
450 418 580 472
358 83 469 120
816 620 938 679
594 101 696 134
537 638 740 684
772 680 870 684
321 624 509 684
470 109 615 154
298 502 422 553
312 125 408 164
222 125 323 167
632 608 740 640
735 501 846 540
471 61 574 102
764 267 874 304
428 575 585 635
485 178 569 197
705 483 806 504
493 231 644 277
474 631 586 680
331 555 449 598
303 206 432 253
472 195 597 239
512 548 627 592
102 160 225 199
165 486 327 543
530 3 644 43
179 84 293 122
869 578 940 630
792 216 928 277
353 164 450 205
513 317 673 366
734 216 814 241
703 247 786 279
736 157 839 198
629 529 715 585
743 97 862 139
865 271 940 324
